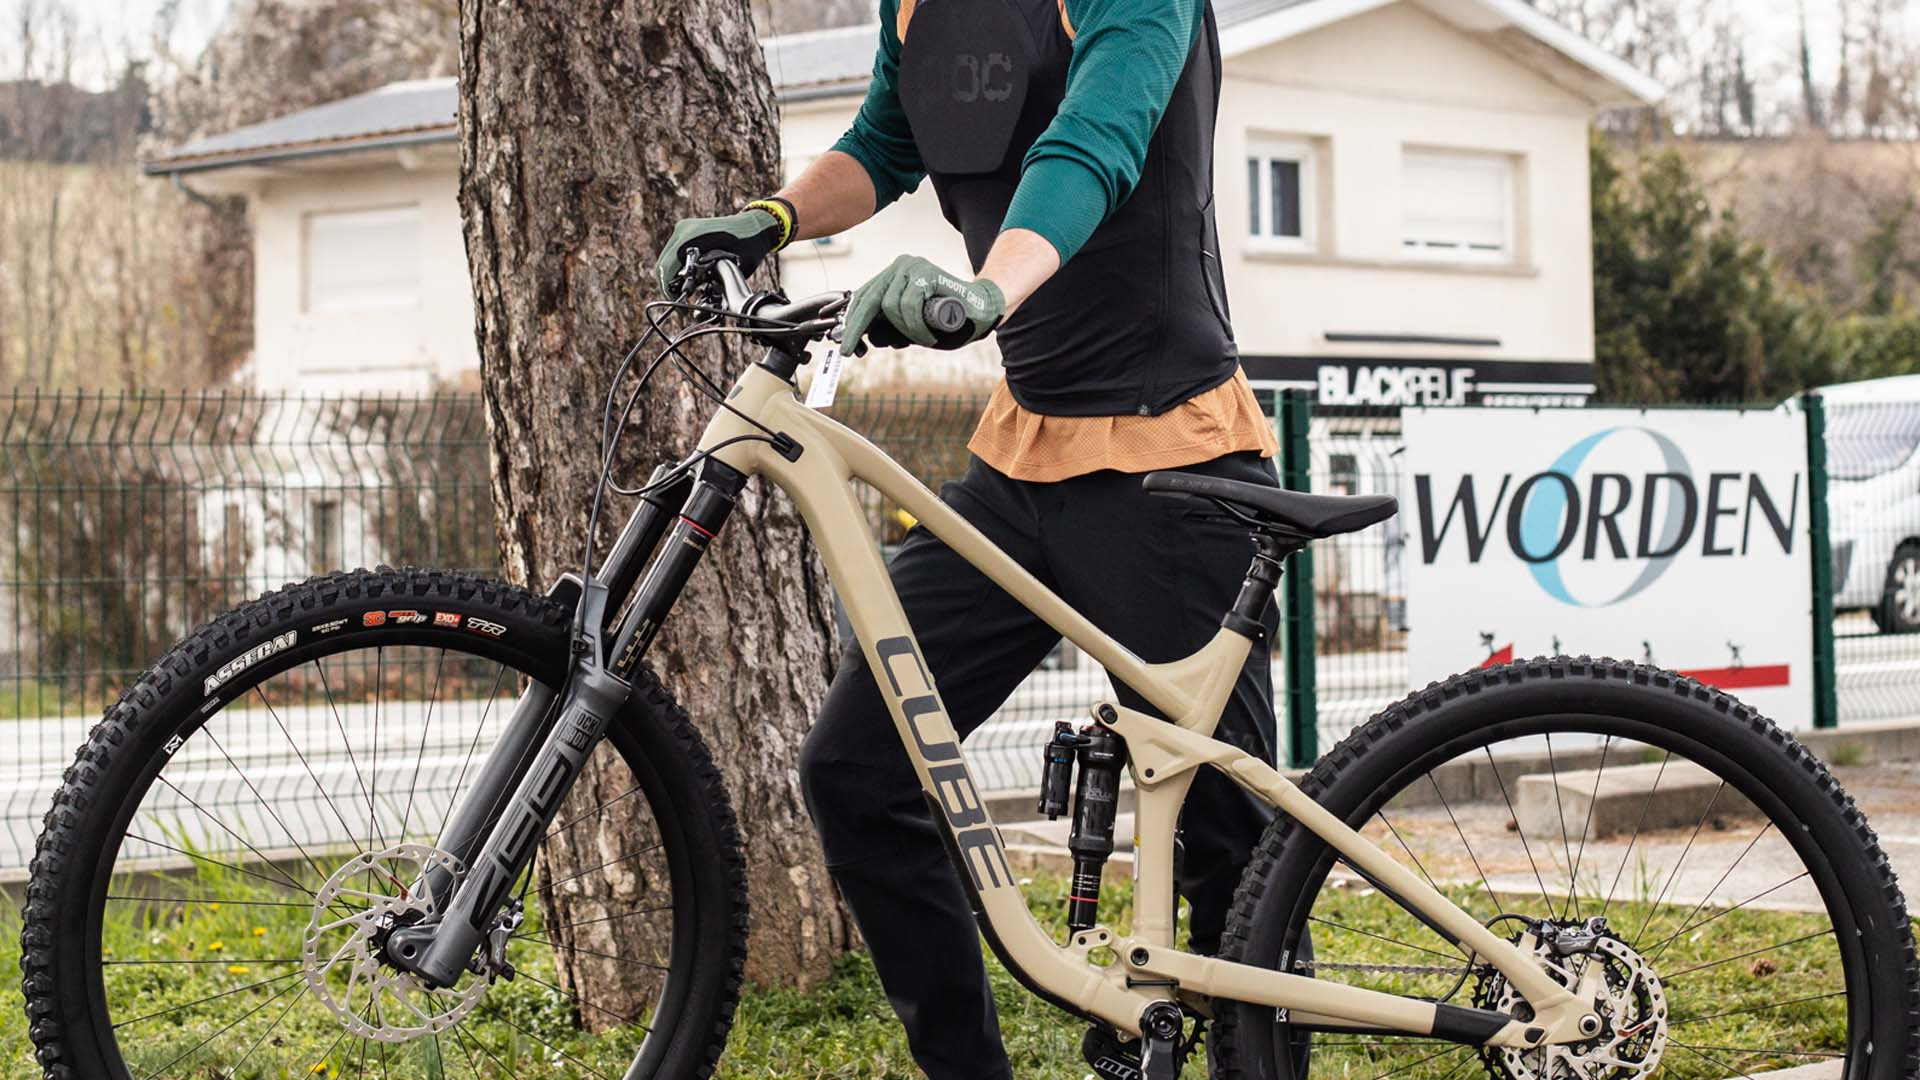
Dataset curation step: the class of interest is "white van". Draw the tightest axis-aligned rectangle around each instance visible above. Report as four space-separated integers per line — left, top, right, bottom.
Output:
1818 375 1920 632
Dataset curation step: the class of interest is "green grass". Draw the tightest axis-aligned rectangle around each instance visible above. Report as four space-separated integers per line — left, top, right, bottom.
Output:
0 863 1861 1079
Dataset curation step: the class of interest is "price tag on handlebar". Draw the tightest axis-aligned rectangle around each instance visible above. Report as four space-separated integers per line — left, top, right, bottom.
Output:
804 345 845 409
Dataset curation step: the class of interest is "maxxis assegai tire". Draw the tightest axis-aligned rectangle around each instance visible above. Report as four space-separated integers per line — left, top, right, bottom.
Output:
21 568 748 1080
1211 656 1920 1080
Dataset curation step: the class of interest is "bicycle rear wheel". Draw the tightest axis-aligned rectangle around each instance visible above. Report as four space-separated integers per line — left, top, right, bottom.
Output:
1213 657 1919 1080
22 569 746 1080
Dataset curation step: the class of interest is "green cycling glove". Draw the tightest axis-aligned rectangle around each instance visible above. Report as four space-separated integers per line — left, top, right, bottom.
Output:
654 202 792 295
840 254 1006 355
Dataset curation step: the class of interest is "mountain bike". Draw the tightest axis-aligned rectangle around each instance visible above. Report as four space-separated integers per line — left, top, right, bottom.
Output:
22 250 1919 1080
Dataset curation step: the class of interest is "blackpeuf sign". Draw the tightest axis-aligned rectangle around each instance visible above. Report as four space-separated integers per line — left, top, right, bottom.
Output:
1402 407 1815 728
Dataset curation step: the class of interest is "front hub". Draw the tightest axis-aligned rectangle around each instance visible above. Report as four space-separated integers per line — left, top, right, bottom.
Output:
302 844 489 1043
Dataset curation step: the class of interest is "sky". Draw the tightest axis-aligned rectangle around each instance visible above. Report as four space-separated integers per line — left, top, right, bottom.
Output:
31 0 1920 105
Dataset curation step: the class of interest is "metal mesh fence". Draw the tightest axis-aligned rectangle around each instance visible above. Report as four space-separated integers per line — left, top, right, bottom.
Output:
5 388 1909 870
1818 396 1920 722
1298 404 1408 755
0 392 493 871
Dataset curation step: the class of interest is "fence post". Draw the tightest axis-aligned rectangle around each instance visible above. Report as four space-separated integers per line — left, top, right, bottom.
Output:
1804 393 1840 730
1278 389 1319 767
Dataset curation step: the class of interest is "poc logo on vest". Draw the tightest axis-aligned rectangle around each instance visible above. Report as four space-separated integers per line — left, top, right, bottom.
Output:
914 52 1017 104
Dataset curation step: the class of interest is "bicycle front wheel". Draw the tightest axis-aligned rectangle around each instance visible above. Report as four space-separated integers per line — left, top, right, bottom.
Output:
22 569 746 1080
1213 657 1919 1080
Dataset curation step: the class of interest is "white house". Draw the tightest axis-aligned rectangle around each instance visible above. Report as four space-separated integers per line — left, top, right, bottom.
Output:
144 0 1659 403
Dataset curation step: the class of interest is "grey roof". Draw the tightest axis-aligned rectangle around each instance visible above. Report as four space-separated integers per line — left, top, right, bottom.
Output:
763 23 880 98
147 77 457 173
150 0 1649 173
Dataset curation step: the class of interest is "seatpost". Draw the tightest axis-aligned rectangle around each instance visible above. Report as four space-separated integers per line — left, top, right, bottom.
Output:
1221 533 1293 640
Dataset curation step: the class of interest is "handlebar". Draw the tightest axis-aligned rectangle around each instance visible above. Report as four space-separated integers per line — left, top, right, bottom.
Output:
687 251 971 349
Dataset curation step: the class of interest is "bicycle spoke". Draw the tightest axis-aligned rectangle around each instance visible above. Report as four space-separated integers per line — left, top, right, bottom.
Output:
1630 779 1725 948
149 773 336 906
1671 989 1846 1027
202 725 341 887
454 1023 526 1080
103 957 305 965
1544 733 1574 919
1661 928 1833 981
369 646 384 854
1372 810 1444 898
1670 1041 1762 1080
313 655 384 853
516 967 654 1030
435 663 512 845
1565 735 1611 914
1600 749 1669 922
397 648 449 843
1642 871 1812 955
490 1011 622 1080
541 841 664 890
515 934 670 970
1648 821 1776 963
111 970 304 1028
225 981 310 1076
515 902 674 938
1306 915 1465 963
135 972 305 1080
1484 745 1554 910
1424 772 1503 916
1364 1041 1468 1080
547 781 648 840
256 682 369 857
121 832 320 899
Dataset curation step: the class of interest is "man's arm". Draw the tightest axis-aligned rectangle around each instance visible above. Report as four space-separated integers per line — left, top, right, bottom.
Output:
977 0 1203 314
780 0 925 242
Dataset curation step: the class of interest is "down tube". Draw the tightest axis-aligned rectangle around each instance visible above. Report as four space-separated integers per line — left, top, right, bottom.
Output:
740 413 1155 1033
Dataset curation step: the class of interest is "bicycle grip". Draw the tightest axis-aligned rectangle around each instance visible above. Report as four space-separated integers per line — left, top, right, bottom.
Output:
924 296 969 335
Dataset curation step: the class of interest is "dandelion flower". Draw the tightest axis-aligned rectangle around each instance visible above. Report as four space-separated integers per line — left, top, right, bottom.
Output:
252 927 267 937
206 941 224 952
227 964 250 975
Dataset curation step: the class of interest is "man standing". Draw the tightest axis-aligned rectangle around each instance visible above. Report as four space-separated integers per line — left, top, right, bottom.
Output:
657 1 1280 1074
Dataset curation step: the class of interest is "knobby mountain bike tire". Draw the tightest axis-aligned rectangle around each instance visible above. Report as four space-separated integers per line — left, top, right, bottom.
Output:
22 568 747 1080
1213 656 1920 1080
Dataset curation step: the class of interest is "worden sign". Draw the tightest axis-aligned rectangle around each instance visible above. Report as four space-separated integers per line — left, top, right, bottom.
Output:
1402 407 1813 728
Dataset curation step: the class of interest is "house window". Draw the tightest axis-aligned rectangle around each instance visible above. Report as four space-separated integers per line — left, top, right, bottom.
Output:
1246 137 1316 251
305 206 422 313
1402 149 1514 262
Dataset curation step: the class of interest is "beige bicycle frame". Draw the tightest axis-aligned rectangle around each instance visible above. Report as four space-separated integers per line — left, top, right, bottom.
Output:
697 362 1594 1046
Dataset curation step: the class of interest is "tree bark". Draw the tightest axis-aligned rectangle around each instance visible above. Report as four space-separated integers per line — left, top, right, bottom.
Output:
458 0 851 994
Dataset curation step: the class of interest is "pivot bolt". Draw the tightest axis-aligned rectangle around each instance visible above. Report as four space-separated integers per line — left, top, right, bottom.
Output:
1130 947 1150 965
1578 1014 1602 1037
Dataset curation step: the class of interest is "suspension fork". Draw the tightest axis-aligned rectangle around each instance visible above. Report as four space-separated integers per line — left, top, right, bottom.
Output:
424 464 696 904
390 458 746 987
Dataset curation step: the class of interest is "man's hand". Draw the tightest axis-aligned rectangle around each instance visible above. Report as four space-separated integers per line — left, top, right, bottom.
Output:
654 207 786 295
840 255 1005 355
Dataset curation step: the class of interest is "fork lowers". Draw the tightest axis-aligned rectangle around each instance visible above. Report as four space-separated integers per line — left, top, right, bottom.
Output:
1066 724 1126 933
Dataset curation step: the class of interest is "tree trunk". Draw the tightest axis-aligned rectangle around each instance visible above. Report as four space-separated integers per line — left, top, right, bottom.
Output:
458 0 852 995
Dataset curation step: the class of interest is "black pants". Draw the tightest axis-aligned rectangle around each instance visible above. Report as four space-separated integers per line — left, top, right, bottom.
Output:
798 451 1281 1080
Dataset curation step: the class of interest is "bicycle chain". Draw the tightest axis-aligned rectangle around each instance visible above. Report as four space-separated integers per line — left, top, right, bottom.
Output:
1294 960 1487 976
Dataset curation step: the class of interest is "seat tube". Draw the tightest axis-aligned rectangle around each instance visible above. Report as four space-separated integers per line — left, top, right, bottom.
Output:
608 456 748 678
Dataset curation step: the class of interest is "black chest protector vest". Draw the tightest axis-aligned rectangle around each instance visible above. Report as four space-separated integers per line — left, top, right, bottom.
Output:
897 0 1239 417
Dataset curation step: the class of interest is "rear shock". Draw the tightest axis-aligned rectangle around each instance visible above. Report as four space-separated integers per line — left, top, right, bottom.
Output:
1065 723 1126 934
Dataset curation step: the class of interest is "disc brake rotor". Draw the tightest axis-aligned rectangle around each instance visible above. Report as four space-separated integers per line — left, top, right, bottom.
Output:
1476 921 1668 1080
302 843 488 1044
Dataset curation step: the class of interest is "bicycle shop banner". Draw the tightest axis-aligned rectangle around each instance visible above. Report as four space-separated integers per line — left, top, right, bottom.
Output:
1402 406 1815 728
